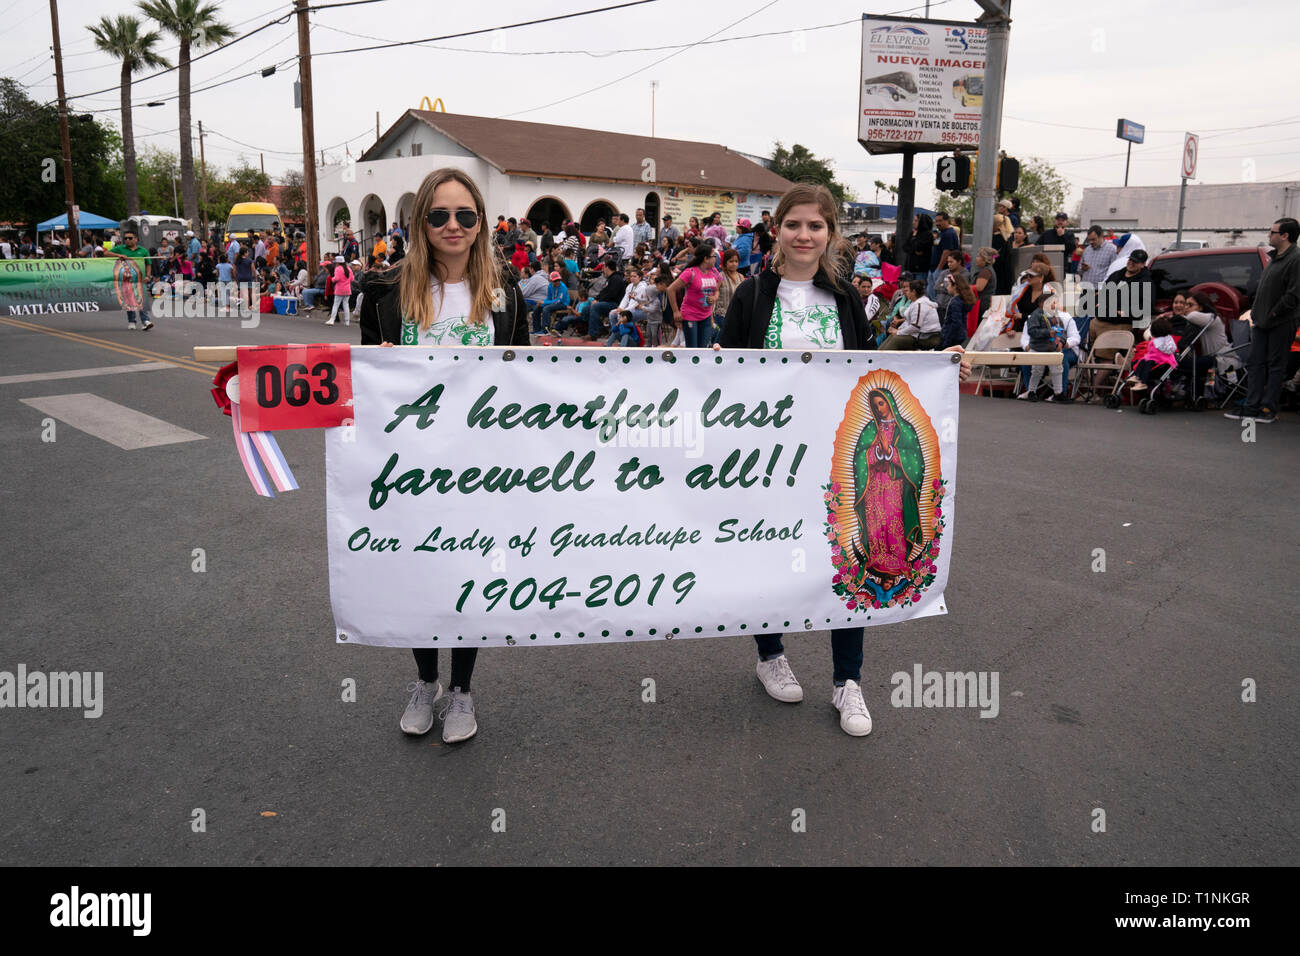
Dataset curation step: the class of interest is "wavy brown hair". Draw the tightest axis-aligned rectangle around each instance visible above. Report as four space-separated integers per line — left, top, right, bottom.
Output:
948 269 977 307
398 167 502 331
770 183 847 284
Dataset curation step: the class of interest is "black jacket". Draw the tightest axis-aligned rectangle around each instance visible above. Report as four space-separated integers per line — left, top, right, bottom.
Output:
595 272 626 304
719 267 876 350
1252 242 1300 330
358 261 531 347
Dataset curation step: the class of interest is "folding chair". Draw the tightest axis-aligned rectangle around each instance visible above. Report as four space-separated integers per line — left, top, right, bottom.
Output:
1073 330 1135 407
974 332 1024 397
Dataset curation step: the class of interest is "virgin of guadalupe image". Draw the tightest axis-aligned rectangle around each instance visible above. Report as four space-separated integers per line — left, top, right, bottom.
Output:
113 258 145 313
851 388 926 593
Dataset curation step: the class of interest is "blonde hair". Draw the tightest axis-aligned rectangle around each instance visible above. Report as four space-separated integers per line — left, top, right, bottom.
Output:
770 184 847 284
399 167 502 332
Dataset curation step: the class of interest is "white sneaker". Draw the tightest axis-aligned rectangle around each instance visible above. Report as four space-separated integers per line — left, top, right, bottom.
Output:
439 687 477 743
325 318 336 325
756 655 803 702
832 680 872 736
127 322 137 330
399 680 443 735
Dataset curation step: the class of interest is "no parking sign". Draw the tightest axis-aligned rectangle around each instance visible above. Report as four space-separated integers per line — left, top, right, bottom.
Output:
1181 132 1199 179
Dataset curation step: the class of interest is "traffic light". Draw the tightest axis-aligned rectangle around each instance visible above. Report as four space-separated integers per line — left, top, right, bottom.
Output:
997 157 1020 194
935 155 973 194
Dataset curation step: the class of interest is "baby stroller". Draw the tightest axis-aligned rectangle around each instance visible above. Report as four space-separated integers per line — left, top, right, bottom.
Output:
1133 320 1215 415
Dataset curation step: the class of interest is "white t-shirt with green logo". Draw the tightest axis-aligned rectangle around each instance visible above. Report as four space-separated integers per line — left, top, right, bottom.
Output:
765 279 843 350
400 279 494 346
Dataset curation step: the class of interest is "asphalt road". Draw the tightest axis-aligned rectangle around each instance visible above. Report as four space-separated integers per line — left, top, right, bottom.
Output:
1 306 1295 866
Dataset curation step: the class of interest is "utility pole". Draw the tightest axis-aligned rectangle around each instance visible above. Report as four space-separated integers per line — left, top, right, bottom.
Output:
48 0 79 249
971 0 1011 253
893 151 914 266
650 80 658 137
296 0 320 272
198 120 209 239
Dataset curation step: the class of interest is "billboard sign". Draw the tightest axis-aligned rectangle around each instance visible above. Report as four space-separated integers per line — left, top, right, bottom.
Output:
858 15 987 155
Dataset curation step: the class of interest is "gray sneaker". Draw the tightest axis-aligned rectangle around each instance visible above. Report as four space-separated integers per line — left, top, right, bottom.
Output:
400 680 443 735
756 654 803 702
439 688 477 743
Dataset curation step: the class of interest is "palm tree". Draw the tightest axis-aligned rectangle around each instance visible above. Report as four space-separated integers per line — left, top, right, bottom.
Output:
89 15 170 217
874 179 887 204
137 0 232 228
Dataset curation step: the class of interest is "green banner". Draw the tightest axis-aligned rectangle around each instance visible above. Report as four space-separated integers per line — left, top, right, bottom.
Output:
0 258 149 316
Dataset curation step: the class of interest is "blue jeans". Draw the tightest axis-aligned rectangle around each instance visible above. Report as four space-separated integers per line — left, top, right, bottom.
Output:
681 318 708 348
538 301 568 332
589 301 618 337
126 309 141 326
755 628 863 684
302 288 323 308
606 331 633 347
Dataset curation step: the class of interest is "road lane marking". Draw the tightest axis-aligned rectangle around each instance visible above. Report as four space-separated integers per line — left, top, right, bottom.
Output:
0 362 172 386
19 393 208 449
0 316 220 376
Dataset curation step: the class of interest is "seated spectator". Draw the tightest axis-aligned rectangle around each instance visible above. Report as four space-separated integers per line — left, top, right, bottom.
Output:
1125 315 1178 392
302 259 330 311
1018 295 1080 402
1178 290 1230 396
586 258 627 341
551 288 592 336
880 280 942 350
534 271 571 334
519 265 548 313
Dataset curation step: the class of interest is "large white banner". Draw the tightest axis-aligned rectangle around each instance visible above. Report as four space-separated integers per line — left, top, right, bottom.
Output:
858 14 987 154
326 348 960 647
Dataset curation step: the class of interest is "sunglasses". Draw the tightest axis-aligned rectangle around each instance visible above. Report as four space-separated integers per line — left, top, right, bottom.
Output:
426 209 479 229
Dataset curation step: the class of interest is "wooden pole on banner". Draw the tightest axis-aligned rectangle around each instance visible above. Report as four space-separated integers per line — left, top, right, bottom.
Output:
194 345 1060 366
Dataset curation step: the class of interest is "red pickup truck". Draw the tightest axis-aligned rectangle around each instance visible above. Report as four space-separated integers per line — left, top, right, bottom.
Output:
1148 246 1270 322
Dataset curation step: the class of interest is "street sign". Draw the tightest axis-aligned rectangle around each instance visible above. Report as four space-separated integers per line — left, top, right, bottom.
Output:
1181 132 1199 179
1116 119 1145 144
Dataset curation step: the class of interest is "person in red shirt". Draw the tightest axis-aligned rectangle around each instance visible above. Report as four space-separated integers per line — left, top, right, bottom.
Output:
511 240 529 272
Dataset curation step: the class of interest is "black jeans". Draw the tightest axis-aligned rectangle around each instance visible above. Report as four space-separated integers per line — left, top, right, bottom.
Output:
754 628 863 684
412 648 477 692
1245 319 1299 412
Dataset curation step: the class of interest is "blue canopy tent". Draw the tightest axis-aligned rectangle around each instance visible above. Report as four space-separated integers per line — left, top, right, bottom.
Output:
36 211 120 234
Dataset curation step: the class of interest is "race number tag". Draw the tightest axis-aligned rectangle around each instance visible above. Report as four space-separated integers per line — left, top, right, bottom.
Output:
236 344 352 432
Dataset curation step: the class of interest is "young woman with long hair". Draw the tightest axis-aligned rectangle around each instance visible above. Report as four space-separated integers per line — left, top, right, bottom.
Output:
359 167 530 744
666 242 721 348
717 183 971 737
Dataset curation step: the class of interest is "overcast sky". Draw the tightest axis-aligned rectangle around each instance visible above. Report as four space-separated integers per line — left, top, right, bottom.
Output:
7 0 1297 214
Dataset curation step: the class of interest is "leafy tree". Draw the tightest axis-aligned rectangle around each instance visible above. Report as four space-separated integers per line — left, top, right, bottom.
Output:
279 168 304 220
137 0 233 226
87 15 170 217
200 157 270 226
770 142 852 206
0 79 123 227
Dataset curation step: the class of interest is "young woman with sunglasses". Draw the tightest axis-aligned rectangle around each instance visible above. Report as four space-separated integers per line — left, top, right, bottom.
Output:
359 167 530 744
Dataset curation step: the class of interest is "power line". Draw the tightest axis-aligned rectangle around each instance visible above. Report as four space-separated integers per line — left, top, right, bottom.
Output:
497 0 948 119
498 0 783 118
313 12 865 58
309 0 661 58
